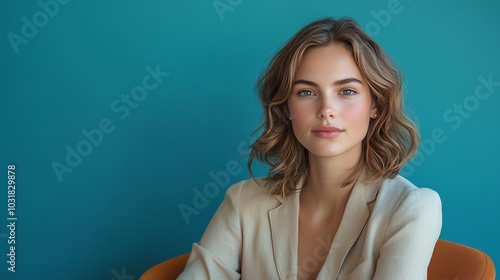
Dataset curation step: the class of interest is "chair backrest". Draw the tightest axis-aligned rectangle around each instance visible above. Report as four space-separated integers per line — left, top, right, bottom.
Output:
428 239 496 280
140 253 190 280
141 240 497 280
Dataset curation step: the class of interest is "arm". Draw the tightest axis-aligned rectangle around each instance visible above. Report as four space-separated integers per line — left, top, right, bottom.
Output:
177 181 243 280
373 188 442 280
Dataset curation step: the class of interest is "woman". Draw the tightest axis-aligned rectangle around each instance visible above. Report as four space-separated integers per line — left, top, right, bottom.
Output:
178 17 442 280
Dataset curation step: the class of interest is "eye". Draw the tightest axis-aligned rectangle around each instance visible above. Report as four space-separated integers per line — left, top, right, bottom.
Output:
339 88 357 96
297 89 315 97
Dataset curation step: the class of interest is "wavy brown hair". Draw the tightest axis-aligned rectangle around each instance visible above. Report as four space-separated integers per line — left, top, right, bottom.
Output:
248 17 420 196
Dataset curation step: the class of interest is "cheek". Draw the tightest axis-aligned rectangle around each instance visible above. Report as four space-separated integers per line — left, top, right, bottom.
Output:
343 101 372 125
288 100 312 119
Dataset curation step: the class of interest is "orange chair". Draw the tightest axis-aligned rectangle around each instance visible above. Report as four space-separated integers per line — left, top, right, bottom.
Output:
140 253 190 280
140 240 496 279
428 239 496 280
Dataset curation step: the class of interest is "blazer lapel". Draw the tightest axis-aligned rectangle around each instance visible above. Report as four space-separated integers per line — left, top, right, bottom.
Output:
317 178 381 279
269 190 301 280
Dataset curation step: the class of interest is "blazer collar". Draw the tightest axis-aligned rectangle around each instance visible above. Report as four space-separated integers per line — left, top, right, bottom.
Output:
268 175 381 280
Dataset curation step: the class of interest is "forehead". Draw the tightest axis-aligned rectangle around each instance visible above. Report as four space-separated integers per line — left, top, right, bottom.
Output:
295 44 365 82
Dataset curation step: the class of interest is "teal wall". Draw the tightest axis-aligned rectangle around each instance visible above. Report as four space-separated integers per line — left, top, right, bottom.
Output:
1 0 499 279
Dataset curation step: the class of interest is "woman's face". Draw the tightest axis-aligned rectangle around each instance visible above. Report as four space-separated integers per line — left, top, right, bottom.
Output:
287 43 376 161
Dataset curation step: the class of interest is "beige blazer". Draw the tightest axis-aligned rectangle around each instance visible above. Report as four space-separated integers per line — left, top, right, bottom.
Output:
178 175 442 280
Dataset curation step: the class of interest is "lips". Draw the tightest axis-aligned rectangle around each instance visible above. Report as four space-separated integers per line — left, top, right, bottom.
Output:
312 126 344 139
312 126 343 133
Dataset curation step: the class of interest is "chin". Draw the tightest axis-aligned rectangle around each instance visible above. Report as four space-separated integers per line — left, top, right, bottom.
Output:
306 143 361 160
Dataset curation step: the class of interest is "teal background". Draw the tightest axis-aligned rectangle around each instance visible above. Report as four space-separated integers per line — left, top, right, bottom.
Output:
1 0 499 279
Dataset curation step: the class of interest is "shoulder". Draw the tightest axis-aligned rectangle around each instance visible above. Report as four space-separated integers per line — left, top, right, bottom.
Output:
371 175 442 225
224 177 282 210
376 175 441 209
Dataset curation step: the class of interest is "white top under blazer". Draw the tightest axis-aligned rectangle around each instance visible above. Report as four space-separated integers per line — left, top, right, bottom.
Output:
177 175 442 280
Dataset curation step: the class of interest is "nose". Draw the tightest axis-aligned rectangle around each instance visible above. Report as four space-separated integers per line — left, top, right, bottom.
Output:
317 96 336 119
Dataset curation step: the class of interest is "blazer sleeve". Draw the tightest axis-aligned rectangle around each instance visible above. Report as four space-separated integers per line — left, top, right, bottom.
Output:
177 181 244 280
373 188 442 280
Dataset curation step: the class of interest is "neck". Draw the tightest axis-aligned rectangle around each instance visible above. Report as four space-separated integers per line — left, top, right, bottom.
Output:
300 148 362 211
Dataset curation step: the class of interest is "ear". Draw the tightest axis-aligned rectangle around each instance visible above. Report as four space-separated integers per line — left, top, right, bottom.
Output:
370 105 378 119
284 105 292 120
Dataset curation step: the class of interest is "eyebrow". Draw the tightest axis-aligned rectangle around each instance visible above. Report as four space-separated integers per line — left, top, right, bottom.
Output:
293 78 363 87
